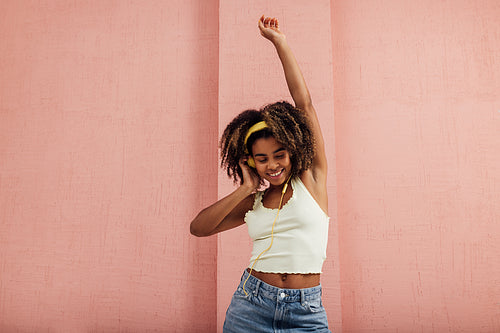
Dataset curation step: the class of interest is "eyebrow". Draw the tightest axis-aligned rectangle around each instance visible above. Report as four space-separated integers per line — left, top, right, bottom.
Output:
254 148 286 157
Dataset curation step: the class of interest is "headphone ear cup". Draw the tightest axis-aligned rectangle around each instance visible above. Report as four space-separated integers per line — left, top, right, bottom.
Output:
247 157 256 168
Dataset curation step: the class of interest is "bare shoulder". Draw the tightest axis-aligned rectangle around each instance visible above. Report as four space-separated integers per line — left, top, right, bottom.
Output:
299 169 328 215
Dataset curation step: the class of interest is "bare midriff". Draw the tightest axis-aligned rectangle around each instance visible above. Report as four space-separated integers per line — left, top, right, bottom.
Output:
247 268 320 289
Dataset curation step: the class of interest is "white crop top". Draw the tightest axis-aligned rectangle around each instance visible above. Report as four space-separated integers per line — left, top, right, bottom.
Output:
244 177 330 274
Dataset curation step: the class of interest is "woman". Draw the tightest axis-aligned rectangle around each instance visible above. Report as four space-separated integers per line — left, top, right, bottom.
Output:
190 15 330 332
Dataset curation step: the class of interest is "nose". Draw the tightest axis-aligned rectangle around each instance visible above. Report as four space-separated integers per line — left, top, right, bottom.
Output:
269 158 279 170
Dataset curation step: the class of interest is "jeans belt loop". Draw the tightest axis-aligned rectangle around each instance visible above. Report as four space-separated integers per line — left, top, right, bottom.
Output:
253 280 261 296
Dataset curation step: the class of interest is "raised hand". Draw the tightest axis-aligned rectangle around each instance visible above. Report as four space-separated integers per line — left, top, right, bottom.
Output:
239 157 261 192
258 15 286 44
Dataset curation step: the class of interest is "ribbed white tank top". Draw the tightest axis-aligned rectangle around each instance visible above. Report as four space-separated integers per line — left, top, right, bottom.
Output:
244 177 330 274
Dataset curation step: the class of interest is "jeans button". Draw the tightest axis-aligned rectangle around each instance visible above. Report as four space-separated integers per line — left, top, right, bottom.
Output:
280 292 286 298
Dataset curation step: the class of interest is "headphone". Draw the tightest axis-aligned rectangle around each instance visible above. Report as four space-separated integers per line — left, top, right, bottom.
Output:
243 121 269 168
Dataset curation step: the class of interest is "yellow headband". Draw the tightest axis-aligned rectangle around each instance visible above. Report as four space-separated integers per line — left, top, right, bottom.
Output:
244 121 268 150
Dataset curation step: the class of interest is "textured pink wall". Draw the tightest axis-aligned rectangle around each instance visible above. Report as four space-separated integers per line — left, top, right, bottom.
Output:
0 1 218 332
1 0 499 332
332 0 500 332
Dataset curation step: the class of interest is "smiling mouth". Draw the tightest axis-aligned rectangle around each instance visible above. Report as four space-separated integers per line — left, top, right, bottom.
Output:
268 169 284 178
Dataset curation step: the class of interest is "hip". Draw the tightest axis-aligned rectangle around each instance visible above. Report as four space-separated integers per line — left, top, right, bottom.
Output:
223 269 330 332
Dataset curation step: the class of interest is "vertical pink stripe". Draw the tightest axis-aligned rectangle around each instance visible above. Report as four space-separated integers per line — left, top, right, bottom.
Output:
333 0 500 332
0 0 218 331
217 1 340 331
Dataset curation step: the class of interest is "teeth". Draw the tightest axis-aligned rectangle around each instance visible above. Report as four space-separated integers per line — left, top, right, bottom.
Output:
270 170 282 177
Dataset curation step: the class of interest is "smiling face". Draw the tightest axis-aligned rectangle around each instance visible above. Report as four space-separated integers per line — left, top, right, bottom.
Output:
251 136 292 187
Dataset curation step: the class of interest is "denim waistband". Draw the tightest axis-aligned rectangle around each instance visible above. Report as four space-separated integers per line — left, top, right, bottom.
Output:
238 269 322 303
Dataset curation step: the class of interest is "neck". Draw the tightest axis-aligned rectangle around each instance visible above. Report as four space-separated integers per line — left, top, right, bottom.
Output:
269 183 286 192
269 175 292 193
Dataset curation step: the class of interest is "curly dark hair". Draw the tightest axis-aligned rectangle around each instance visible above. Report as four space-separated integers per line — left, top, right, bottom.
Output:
220 101 315 184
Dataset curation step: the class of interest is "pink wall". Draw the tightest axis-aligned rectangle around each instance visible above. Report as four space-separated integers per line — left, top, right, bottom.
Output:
0 1 499 332
0 1 218 332
332 0 500 332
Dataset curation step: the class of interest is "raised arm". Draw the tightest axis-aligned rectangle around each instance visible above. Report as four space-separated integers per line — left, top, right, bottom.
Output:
258 16 327 180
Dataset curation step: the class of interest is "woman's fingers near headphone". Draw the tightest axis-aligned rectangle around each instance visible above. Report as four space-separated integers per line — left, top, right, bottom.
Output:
239 156 249 167
239 157 259 188
239 156 254 173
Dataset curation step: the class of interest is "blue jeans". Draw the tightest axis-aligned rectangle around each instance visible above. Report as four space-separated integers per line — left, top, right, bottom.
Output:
223 270 331 332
